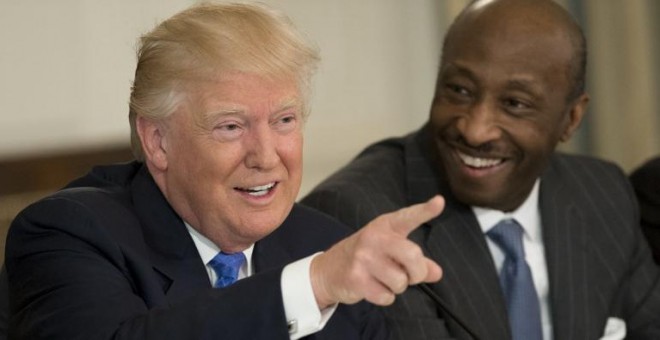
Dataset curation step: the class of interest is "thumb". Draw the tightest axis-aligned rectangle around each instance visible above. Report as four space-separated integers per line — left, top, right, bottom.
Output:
388 195 445 236
423 257 442 283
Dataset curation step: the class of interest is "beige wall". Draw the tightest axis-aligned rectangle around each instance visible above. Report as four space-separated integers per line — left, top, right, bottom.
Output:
0 0 194 157
0 0 444 198
278 0 443 196
1 0 658 200
583 0 660 171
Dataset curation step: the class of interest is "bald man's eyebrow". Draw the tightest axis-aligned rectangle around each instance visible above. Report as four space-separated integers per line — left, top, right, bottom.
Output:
443 63 470 75
505 79 543 99
440 63 478 82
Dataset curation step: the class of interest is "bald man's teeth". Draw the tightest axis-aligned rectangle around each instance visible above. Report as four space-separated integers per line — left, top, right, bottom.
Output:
458 152 503 168
237 182 276 197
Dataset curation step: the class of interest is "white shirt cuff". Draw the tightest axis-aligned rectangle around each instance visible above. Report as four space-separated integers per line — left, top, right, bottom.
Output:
281 252 337 339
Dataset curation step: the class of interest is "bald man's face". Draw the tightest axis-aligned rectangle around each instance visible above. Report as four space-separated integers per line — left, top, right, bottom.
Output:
430 4 587 211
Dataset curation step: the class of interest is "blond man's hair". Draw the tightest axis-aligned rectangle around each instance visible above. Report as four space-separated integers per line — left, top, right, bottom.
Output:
129 3 320 161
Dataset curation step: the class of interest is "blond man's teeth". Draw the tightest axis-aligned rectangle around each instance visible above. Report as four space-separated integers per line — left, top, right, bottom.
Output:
244 182 275 196
457 152 503 168
248 183 275 191
249 190 269 197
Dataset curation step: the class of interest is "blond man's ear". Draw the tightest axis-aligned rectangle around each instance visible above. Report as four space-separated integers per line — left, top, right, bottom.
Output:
136 116 168 171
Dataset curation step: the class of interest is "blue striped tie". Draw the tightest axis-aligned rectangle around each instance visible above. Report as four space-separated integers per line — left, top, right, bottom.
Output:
487 219 543 340
208 251 246 288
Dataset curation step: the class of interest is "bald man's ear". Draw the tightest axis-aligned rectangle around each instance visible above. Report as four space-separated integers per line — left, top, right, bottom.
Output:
136 116 168 171
560 93 589 142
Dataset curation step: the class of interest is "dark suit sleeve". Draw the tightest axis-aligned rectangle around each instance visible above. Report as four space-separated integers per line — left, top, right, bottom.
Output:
613 166 660 339
6 196 291 340
300 145 408 231
616 232 660 339
0 266 7 340
302 186 379 231
629 157 660 264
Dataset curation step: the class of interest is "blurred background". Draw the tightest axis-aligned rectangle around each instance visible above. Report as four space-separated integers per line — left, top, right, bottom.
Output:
1 0 659 258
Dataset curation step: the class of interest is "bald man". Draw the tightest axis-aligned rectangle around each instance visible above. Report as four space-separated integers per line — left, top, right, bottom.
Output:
302 0 660 339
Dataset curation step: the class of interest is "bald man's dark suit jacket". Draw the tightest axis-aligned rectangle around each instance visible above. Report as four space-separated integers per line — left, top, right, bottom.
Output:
5 162 386 339
301 125 660 340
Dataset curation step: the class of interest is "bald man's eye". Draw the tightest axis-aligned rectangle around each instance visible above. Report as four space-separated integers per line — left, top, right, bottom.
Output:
447 84 471 96
501 97 536 117
504 97 531 109
442 82 474 104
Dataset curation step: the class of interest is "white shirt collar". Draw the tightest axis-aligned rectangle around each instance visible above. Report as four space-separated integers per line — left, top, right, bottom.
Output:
472 179 541 242
185 222 254 276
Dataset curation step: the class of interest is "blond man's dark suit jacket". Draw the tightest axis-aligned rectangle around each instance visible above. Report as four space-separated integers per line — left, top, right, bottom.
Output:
5 162 387 339
302 125 660 340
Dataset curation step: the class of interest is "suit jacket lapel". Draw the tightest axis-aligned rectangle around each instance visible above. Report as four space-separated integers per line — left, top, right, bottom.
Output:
540 158 592 339
131 166 211 304
129 168 307 305
423 201 511 340
252 226 293 274
405 127 510 339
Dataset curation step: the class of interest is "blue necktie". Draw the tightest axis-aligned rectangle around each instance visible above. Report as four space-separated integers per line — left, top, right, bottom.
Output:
208 251 246 288
487 219 543 340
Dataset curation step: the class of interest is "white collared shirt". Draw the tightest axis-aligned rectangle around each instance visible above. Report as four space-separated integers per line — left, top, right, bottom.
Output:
186 223 335 339
472 179 553 340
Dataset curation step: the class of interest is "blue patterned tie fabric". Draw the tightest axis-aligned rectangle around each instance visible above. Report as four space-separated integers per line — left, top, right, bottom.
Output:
487 219 543 340
208 251 246 288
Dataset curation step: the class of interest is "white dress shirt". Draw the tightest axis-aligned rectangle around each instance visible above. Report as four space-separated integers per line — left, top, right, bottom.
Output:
185 223 336 339
472 179 553 340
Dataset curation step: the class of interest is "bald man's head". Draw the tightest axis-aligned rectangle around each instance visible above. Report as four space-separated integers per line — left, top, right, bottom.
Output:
442 0 586 102
429 0 590 211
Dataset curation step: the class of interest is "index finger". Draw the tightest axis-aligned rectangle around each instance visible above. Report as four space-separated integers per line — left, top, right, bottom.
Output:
386 195 445 236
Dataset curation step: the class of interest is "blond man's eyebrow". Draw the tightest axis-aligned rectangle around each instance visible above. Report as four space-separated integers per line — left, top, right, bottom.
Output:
276 97 301 111
195 105 245 127
198 96 302 124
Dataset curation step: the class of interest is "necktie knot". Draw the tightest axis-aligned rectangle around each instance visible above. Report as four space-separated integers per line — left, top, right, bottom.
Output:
208 251 246 288
487 218 526 262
